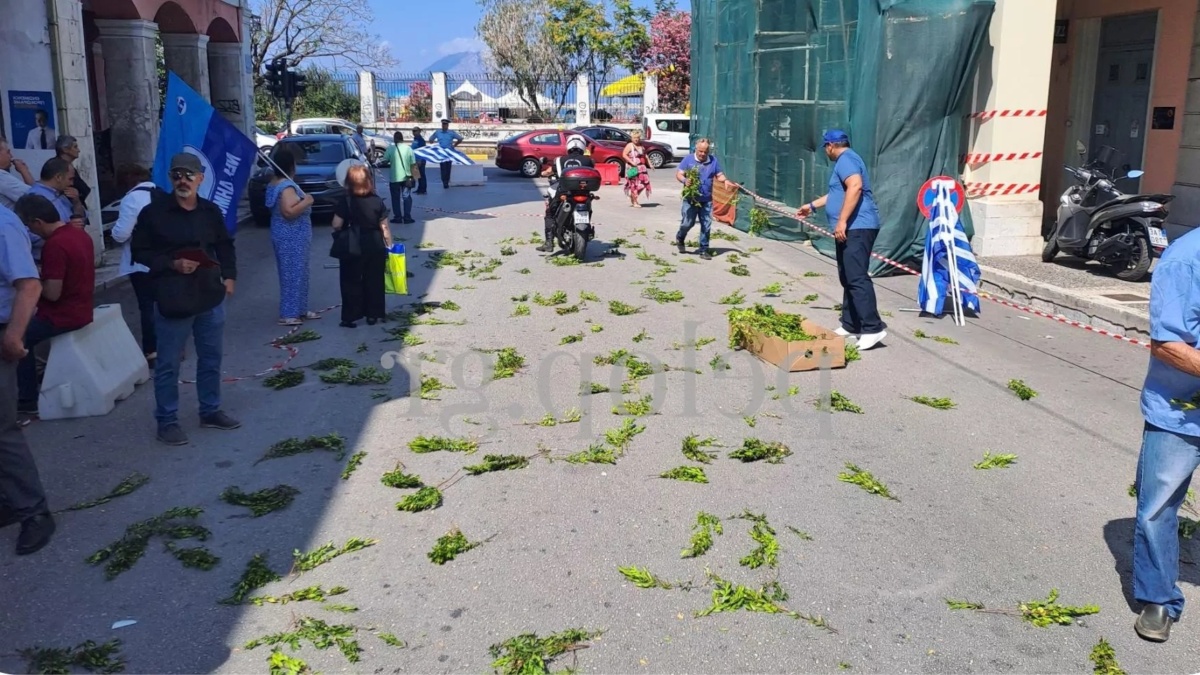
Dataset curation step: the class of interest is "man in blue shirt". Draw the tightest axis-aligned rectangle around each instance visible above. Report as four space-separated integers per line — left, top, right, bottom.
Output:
0 202 55 555
411 126 428 194
1130 226 1200 643
674 138 732 260
352 125 370 161
27 157 85 261
798 129 887 350
428 119 463 189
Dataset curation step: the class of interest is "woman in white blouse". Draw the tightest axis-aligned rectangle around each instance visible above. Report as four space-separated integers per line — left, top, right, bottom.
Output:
109 164 160 364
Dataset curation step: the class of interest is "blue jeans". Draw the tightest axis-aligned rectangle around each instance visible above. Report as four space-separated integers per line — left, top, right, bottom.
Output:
416 160 428 193
836 228 886 334
677 200 713 250
388 181 413 221
1133 422 1200 619
153 302 225 427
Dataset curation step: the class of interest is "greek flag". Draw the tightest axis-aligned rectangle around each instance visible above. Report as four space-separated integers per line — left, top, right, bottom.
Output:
153 72 258 234
413 145 475 165
917 180 982 316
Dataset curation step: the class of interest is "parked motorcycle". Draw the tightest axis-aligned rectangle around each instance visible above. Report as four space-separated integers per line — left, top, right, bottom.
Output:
541 156 601 261
1042 143 1173 282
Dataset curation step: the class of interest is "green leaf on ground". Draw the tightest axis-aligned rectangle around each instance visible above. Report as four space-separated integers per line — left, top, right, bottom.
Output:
838 463 898 501
341 452 366 480
1090 637 1127 675
609 300 645 315
292 538 378 573
276 330 321 346
62 472 149 512
221 485 300 517
910 395 956 410
464 454 530 475
381 465 423 489
681 435 720 464
489 629 604 675
86 506 210 580
618 566 674 589
428 528 481 564
681 512 723 558
974 452 1018 470
397 487 443 512
264 369 305 390
408 435 478 454
19 639 125 675
660 466 708 484
258 434 347 464
1008 379 1038 401
729 438 792 464
220 553 280 605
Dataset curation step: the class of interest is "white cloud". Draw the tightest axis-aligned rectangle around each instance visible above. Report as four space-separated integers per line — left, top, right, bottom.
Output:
437 37 485 55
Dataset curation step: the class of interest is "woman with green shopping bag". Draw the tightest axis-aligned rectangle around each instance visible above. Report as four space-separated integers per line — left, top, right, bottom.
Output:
621 129 652 208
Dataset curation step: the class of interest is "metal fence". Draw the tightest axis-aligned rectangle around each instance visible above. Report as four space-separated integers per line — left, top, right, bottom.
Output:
592 74 645 123
442 73 577 123
329 71 359 98
374 71 431 123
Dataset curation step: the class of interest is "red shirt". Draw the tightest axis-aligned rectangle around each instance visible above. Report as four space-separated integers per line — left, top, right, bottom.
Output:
37 224 95 329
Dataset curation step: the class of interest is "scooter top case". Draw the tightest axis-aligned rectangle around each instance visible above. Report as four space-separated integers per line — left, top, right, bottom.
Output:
561 166 601 193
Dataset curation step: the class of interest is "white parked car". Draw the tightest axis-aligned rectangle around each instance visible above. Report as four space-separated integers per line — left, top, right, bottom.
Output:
642 113 691 160
287 117 392 164
255 126 277 153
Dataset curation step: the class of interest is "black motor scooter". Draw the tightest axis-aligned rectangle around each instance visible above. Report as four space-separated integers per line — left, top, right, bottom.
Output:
1042 143 1173 282
541 157 601 261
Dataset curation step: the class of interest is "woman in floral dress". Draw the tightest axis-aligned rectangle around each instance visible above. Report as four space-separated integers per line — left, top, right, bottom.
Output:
265 149 319 326
622 129 652 207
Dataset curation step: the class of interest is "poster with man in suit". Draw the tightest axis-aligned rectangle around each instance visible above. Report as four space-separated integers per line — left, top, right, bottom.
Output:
7 92 57 150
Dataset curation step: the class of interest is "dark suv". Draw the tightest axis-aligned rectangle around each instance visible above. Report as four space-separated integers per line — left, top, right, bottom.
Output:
249 134 366 227
572 125 673 169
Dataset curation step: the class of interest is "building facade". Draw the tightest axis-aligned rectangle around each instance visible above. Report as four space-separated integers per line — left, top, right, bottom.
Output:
0 0 255 263
966 0 1200 256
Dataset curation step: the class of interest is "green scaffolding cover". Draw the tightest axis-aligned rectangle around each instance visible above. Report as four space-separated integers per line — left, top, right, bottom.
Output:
691 0 995 276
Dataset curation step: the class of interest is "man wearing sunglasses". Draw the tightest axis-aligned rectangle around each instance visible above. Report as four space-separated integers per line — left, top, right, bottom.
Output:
131 153 239 446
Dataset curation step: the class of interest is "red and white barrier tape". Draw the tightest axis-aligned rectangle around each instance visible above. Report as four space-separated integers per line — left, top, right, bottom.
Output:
962 152 1044 164
967 109 1047 121
734 185 1149 349
964 183 1041 197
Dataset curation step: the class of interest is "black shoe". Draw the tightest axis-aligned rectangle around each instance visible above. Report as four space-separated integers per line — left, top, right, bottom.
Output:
403 218 416 224
201 411 242 431
1135 604 1174 642
390 218 403 224
675 238 685 253
0 508 19 530
340 321 357 328
17 400 37 416
700 249 713 260
366 318 378 326
536 242 554 253
157 423 189 446
16 513 55 555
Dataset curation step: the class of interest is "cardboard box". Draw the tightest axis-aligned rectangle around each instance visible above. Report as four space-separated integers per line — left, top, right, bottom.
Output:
731 318 847 372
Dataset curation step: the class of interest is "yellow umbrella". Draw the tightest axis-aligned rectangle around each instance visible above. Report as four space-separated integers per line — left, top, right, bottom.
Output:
601 73 646 97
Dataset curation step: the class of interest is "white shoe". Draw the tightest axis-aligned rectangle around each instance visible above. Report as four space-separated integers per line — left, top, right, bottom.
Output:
857 330 887 351
834 326 856 338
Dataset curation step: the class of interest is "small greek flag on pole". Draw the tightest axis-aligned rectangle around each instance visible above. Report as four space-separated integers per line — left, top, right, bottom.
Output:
917 180 982 325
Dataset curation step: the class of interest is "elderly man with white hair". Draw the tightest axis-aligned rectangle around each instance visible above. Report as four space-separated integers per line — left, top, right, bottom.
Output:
674 138 733 261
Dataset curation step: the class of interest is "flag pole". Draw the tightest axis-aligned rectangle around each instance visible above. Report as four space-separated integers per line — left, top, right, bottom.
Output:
256 148 288 178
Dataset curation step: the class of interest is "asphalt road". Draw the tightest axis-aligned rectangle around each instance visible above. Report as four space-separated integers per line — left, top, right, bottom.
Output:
0 167 1194 674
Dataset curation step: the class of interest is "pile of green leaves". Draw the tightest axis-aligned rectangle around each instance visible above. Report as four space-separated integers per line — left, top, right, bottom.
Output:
910 395 956 410
258 433 347 464
408 435 478 454
974 452 1018 470
1008 379 1038 401
381 465 423 489
815 391 864 414
735 511 779 569
419 374 453 400
86 506 212 580
428 528 481 564
319 365 391 385
312 357 356 371
19 639 125 674
220 553 280 605
479 347 526 379
292 538 378 573
62 472 149 512
729 438 792 464
276 330 321 346
564 419 646 465
681 435 720 464
681 512 723 558
748 208 772 236
642 286 684 303
612 393 654 417
728 304 815 349
838 463 899 501
488 628 604 675
264 369 305 390
1089 637 1126 675
245 616 362 664
221 485 300 517
659 466 708 484
465 454 530 475
396 486 443 512
718 289 746 305
729 264 750 277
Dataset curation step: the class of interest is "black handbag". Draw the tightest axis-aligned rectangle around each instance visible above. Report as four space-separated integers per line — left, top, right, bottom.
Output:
330 197 362 259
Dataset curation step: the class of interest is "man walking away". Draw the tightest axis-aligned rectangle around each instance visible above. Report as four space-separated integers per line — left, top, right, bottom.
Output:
674 138 732 261
798 129 886 350
0 202 55 555
429 119 463 189
131 153 240 446
352 125 370 162
1130 225 1200 643
110 164 159 364
0 137 34 209
411 127 428 194
384 131 419 224
11 194 95 418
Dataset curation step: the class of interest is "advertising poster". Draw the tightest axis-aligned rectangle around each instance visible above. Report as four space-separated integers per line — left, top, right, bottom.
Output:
8 91 57 151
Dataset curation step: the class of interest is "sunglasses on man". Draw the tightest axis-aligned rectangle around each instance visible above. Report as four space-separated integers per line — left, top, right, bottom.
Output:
170 169 199 181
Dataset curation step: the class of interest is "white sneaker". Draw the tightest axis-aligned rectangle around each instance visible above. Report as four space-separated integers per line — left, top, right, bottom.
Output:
834 326 856 338
857 330 887 351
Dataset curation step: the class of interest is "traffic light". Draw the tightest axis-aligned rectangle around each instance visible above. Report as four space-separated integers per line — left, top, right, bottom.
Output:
287 70 308 100
265 58 286 99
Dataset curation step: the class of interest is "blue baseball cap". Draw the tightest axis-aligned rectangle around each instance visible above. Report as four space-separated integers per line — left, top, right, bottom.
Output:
822 129 849 145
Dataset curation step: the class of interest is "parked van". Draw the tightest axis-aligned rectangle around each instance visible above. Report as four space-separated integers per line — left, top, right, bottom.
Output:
643 113 691 160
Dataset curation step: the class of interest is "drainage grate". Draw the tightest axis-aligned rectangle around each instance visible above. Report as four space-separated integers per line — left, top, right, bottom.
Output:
1101 293 1149 302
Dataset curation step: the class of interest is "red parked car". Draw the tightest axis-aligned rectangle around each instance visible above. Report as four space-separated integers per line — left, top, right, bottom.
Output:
495 130 628 178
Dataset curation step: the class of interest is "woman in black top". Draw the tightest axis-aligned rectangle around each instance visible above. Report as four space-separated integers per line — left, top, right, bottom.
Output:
332 164 392 327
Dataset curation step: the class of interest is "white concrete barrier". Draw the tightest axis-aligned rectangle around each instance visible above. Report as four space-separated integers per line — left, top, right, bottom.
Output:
449 164 486 186
38 304 150 420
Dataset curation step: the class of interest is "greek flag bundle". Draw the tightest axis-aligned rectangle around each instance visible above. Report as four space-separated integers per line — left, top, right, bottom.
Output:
413 145 475 165
917 180 982 317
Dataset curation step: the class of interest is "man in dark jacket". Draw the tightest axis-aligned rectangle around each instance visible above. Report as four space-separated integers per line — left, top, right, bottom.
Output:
131 153 239 446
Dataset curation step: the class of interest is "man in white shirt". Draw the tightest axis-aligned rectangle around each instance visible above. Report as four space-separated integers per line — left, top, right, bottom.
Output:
0 138 34 210
24 111 56 151
110 164 158 362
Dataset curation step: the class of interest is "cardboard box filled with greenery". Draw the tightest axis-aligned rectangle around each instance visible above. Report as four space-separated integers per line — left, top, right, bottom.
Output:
727 304 846 372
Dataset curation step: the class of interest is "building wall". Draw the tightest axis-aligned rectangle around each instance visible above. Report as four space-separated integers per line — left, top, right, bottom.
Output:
0 1 58 158
1042 0 1197 219
1169 11 1200 231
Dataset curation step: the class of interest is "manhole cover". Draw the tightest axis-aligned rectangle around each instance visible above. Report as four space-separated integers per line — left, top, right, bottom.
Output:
1102 293 1148 302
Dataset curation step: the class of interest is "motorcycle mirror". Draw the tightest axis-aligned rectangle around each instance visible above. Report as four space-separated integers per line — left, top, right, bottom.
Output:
1127 170 1145 179
1076 140 1087 157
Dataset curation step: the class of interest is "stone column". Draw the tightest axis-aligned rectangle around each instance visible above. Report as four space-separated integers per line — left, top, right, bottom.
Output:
96 19 159 172
238 7 257 140
208 42 249 135
359 71 377 125
575 73 591 126
962 0 1057 256
643 75 659 118
161 33 210 100
431 72 449 123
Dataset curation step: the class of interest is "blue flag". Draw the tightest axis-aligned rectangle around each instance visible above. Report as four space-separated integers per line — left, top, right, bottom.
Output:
917 181 982 316
154 72 257 235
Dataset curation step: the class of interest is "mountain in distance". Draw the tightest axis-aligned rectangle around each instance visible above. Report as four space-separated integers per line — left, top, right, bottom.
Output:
423 51 488 74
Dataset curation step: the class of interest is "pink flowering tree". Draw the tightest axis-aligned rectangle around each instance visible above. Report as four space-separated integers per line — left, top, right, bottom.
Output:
408 81 432 122
642 9 691 113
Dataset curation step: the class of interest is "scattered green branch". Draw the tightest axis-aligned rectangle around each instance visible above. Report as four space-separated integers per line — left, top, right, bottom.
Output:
221 485 300 517
728 304 816 349
659 466 709 484
844 344 860 363
718 289 746 305
478 347 526 379
312 357 356 371
408 434 478 454
974 452 1018 470
61 472 149 512
944 598 985 610
787 526 813 541
681 512 723 558
465 454 531 475
319 365 391 385
512 304 531 316
696 573 835 632
276 330 320 346
729 264 750 277
947 589 1099 628
838 463 899 501
341 452 366 480
564 445 618 465
396 487 443 513
681 435 720 464
759 282 785 295
428 528 481 564
488 629 604 675
245 616 361 664
533 291 569 306
248 585 348 606
748 208 773 236
1008 379 1038 401
381 464 423 489
815 391 864 414
258 434 347 464
612 393 654 417
1090 637 1127 675
419 374 454 400
292 538 378 573
734 512 780 569
618 566 675 589
220 553 280 605
19 639 125 675
729 438 792 464
560 332 584 344
642 286 684 303
608 300 645 316
910 395 956 410
264 369 305 390
376 633 406 648
86 506 210 580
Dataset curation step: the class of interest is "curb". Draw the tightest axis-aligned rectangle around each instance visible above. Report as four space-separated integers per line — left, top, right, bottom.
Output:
977 264 1150 340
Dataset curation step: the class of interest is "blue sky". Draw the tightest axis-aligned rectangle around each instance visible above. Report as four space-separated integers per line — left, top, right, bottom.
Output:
373 0 681 71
